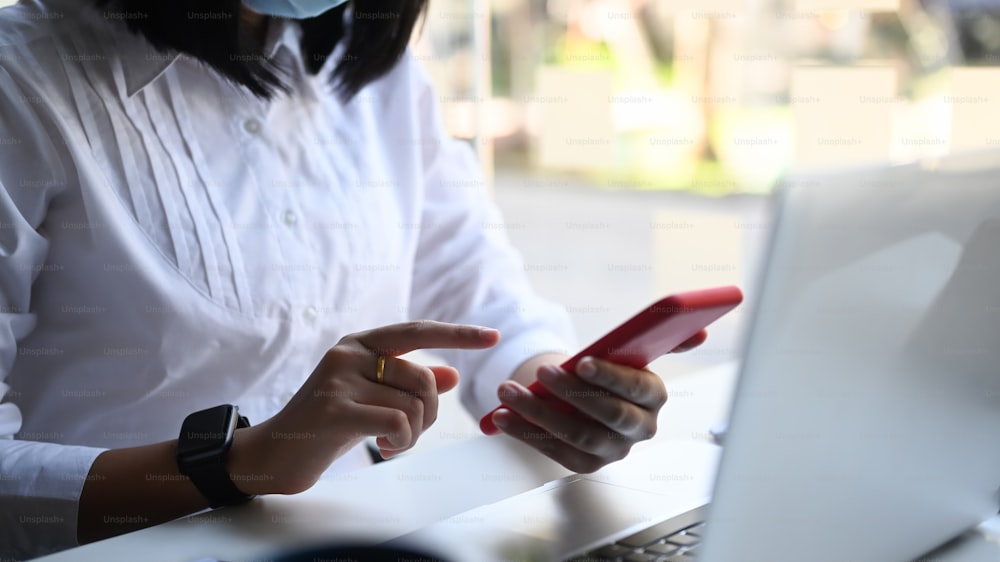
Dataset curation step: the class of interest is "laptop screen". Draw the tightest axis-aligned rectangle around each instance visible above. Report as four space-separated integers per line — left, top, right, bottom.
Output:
701 152 1000 562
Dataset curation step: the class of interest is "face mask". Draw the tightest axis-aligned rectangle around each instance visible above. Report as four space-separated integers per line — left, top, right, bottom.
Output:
243 0 349 19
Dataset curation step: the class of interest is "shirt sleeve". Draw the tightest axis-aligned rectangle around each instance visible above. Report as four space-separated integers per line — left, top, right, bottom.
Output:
404 57 578 420
0 66 107 560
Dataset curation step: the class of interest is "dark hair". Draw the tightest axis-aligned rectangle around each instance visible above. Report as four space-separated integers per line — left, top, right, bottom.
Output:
90 0 428 100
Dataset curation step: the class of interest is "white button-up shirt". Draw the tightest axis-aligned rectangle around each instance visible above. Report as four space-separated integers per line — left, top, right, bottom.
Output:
0 1 575 557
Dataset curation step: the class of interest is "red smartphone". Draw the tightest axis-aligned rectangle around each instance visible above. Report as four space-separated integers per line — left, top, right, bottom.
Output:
479 285 744 435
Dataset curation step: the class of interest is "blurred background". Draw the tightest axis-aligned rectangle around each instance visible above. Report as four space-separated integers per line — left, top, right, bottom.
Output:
419 0 1000 190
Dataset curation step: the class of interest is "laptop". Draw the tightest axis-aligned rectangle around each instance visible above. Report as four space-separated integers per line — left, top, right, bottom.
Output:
388 149 1000 562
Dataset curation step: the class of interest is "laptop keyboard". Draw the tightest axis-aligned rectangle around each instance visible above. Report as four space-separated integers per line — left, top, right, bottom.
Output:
566 504 709 562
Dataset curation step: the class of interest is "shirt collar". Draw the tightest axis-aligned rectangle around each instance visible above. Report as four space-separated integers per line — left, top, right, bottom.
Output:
120 17 300 98
119 39 178 99
34 0 172 98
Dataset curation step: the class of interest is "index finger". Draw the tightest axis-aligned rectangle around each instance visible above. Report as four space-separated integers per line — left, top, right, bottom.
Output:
351 320 500 357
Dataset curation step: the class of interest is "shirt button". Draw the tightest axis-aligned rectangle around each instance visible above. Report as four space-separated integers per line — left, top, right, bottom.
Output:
243 118 262 134
302 306 319 325
282 210 299 226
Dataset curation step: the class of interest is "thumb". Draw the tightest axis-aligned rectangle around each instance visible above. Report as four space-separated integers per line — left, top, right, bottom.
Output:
672 329 708 353
429 365 460 394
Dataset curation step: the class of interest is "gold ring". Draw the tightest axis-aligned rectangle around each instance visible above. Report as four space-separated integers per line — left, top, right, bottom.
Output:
376 355 386 384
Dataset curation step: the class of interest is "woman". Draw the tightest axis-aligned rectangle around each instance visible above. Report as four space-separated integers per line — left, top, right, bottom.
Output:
0 0 702 558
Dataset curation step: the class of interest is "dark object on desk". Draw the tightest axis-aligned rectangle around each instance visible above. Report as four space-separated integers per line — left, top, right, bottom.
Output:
272 543 452 562
708 422 728 446
367 440 390 464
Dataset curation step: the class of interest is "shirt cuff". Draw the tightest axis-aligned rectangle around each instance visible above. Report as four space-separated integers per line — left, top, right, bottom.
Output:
0 439 106 559
460 329 575 421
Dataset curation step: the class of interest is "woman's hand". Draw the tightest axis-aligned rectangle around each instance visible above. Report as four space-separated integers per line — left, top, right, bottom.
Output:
491 330 707 474
229 321 499 495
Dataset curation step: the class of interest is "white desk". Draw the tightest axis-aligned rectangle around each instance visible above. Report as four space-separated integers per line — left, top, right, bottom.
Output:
33 362 1000 562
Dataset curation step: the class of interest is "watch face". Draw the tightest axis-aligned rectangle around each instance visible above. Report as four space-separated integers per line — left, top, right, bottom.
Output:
177 405 236 458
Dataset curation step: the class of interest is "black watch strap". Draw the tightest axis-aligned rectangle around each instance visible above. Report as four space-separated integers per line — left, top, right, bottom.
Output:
177 407 255 509
187 415 252 508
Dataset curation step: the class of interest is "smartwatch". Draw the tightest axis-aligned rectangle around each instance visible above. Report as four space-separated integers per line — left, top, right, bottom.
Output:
176 404 256 508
